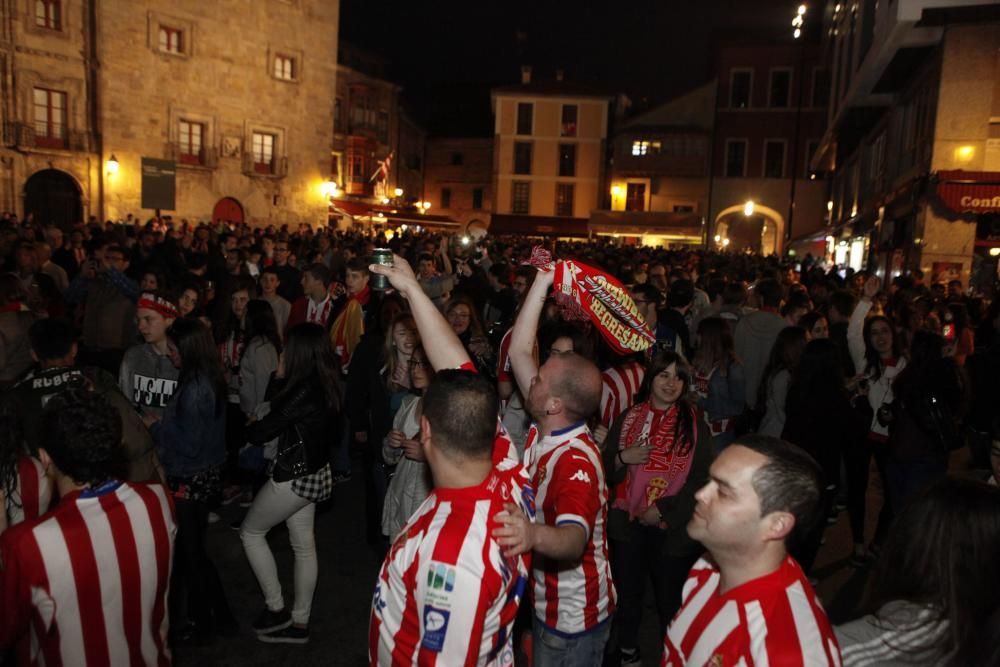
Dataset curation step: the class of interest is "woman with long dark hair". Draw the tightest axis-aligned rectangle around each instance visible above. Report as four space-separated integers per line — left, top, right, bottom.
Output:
602 351 713 666
144 317 234 644
846 275 906 564
691 317 745 451
240 322 341 645
238 300 282 418
380 345 434 541
783 338 869 572
886 330 966 512
837 478 1000 666
757 326 807 437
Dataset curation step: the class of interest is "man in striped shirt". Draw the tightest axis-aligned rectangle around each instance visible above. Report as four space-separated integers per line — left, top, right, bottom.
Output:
368 255 532 666
662 435 842 666
498 266 615 666
0 389 176 666
599 355 646 427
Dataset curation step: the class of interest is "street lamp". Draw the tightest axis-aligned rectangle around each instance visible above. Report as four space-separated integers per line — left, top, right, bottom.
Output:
792 5 805 39
744 200 755 217
107 154 120 175
393 187 404 198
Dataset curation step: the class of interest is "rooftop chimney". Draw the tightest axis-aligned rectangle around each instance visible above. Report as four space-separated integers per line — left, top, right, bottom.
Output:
555 68 564 82
521 65 532 84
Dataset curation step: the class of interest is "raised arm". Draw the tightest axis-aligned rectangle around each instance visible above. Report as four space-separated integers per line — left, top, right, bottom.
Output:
509 268 554 396
847 276 878 375
369 254 470 371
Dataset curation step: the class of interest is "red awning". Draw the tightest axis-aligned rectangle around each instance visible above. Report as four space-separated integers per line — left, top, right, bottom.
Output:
488 214 589 238
936 170 1000 213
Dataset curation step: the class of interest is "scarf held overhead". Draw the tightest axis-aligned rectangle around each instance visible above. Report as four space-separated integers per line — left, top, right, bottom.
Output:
527 247 653 356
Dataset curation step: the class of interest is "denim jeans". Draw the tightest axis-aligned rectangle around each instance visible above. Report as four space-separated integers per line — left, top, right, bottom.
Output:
240 478 317 625
532 617 611 667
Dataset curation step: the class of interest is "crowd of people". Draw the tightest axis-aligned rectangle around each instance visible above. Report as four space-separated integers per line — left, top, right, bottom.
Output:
1 210 999 666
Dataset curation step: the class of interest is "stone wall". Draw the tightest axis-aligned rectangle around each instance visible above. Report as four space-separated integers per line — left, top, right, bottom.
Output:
97 0 339 226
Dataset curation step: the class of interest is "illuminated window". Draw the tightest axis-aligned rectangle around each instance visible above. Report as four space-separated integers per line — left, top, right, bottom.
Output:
35 0 60 30
33 87 66 148
178 120 204 164
274 55 296 81
158 25 183 54
631 140 661 156
252 132 275 173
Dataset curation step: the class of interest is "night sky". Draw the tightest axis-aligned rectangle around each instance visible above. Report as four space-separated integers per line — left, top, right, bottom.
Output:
340 0 805 136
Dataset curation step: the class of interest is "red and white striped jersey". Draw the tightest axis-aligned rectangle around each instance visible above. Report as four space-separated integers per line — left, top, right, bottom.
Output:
662 555 842 667
370 459 534 667
523 423 616 635
0 480 177 667
600 361 646 427
5 456 52 528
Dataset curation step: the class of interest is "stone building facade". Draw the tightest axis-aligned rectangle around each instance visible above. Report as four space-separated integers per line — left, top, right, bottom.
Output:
1 0 339 228
815 0 1000 285
423 137 493 232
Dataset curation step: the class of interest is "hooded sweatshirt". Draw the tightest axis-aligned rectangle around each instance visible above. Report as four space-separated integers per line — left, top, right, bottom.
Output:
734 309 788 407
118 342 180 418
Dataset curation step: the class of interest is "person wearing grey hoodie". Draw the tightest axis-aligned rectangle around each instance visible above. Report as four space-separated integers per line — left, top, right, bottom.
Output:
118 292 180 419
734 278 787 407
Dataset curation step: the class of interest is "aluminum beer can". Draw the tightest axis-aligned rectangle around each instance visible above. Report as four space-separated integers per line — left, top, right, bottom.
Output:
371 248 393 291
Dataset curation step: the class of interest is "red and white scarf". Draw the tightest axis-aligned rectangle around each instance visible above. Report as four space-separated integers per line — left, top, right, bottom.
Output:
526 247 653 355
613 402 697 519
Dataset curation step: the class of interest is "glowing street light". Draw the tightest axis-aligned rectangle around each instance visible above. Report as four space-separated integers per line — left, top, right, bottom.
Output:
393 187 404 198
107 154 120 175
722 238 731 247
321 179 338 197
744 200 755 217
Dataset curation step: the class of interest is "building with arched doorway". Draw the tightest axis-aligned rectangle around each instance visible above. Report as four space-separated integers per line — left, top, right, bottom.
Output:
0 1 340 228
708 41 830 256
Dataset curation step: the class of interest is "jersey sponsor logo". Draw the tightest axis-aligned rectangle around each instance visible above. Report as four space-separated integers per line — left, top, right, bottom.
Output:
131 374 178 408
426 562 456 593
372 581 387 614
569 469 591 484
421 606 451 652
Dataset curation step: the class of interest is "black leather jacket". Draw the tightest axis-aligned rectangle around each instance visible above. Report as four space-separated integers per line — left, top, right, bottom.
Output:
246 376 338 482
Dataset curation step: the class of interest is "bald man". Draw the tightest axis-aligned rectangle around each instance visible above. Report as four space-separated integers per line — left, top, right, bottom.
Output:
495 267 616 665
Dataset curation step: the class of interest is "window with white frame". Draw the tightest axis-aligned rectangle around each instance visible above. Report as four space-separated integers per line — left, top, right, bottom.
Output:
33 87 67 148
763 140 786 178
274 54 296 81
252 132 276 173
730 70 752 109
158 25 183 54
769 69 792 108
178 120 204 164
35 0 61 30
724 139 747 177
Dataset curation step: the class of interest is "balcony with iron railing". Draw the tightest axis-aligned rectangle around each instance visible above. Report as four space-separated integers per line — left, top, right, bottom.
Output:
164 142 219 169
3 122 89 152
241 152 288 178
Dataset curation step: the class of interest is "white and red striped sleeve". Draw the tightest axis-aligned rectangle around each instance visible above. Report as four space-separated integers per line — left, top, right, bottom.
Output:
545 445 602 538
6 456 52 527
